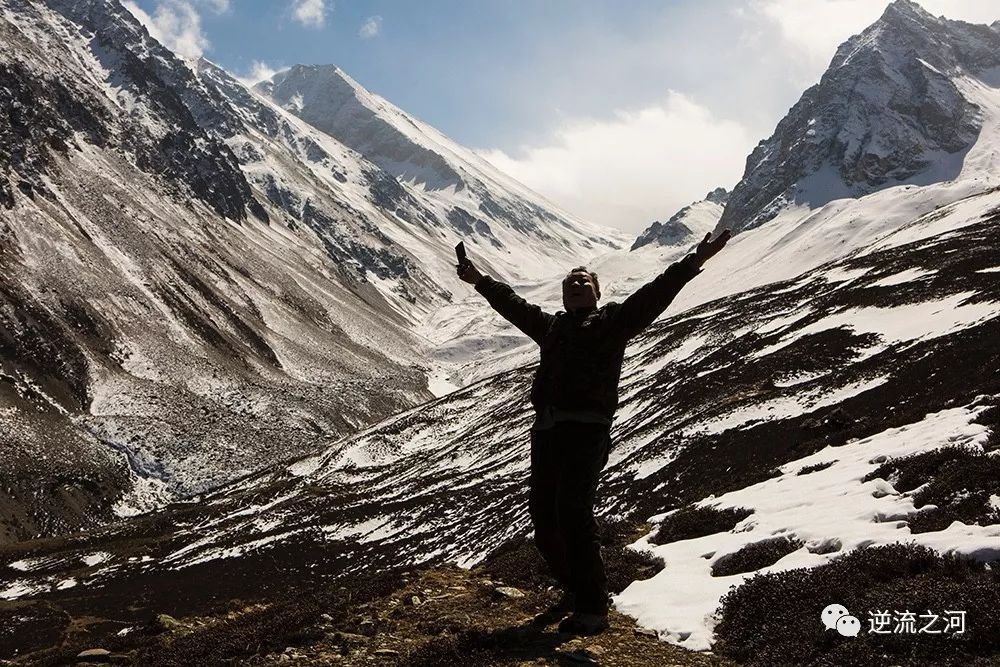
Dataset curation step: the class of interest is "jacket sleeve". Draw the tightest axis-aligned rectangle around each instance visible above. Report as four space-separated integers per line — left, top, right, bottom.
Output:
612 254 702 341
475 275 555 345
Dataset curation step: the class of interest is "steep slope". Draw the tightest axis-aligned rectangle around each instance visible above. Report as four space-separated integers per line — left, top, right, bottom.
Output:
3 1 1000 664
719 0 1000 233
0 0 622 542
0 0 436 541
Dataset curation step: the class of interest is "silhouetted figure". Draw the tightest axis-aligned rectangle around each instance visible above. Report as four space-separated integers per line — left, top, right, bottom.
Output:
458 229 731 634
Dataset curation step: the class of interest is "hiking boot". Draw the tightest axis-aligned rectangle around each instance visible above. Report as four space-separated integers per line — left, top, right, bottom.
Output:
529 591 576 627
557 612 609 635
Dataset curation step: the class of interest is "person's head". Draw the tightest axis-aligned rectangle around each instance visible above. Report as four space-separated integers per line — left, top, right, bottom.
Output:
562 266 600 312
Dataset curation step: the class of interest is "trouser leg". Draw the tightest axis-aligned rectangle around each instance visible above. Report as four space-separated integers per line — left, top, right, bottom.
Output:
528 426 570 588
555 422 611 614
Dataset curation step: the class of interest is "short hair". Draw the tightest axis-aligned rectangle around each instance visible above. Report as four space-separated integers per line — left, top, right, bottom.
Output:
565 266 600 299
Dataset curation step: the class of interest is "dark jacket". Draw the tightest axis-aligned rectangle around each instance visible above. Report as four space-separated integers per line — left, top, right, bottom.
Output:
475 255 702 423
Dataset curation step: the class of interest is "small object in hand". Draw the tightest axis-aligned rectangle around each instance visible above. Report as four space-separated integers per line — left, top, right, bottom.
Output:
455 241 467 267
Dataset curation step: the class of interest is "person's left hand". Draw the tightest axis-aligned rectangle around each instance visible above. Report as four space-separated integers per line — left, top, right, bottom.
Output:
693 228 732 266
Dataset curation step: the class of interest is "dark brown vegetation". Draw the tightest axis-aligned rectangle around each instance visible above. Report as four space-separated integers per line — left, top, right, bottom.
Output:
797 460 836 475
862 446 1000 533
649 506 754 546
711 537 804 577
714 543 1000 667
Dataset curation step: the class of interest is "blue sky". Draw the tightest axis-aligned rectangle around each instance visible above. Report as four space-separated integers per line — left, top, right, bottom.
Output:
132 0 790 148
126 0 1000 232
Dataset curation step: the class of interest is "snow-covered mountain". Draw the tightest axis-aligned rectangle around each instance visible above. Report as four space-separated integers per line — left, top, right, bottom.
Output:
718 0 1000 233
0 0 623 542
631 187 728 251
255 64 622 283
2 0 1000 663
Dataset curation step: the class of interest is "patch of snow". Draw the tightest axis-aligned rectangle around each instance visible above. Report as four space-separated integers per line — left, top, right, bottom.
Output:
821 266 869 284
752 292 999 359
113 473 174 518
754 308 813 336
616 406 997 652
56 578 77 590
181 529 311 568
636 335 710 376
870 267 936 287
632 450 681 481
773 371 830 387
288 455 325 477
0 579 49 600
322 516 398 543
426 367 460 397
82 552 111 567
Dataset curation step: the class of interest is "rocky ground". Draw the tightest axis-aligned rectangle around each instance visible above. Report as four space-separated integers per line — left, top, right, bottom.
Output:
5 521 733 667
244 567 730 667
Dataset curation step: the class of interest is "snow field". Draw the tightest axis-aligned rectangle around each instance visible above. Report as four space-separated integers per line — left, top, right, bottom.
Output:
615 406 998 650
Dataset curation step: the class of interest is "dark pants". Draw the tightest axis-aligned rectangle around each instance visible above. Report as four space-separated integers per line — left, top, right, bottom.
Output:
529 421 611 614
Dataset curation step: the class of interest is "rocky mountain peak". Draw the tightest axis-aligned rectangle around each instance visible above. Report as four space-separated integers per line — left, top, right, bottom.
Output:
256 64 464 191
704 187 729 206
880 0 935 23
631 188 727 251
254 60 624 260
716 2 1000 234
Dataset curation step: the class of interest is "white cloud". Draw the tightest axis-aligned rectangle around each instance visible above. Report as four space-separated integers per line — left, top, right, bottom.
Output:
359 15 382 39
248 61 281 83
292 0 327 28
123 0 209 59
478 93 755 233
236 61 289 87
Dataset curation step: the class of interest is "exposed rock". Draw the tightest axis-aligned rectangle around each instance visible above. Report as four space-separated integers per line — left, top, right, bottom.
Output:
494 586 526 599
704 187 730 206
75 648 111 662
156 613 191 633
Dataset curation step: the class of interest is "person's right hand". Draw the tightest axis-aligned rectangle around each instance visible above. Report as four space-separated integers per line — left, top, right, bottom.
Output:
692 228 732 267
457 260 483 285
